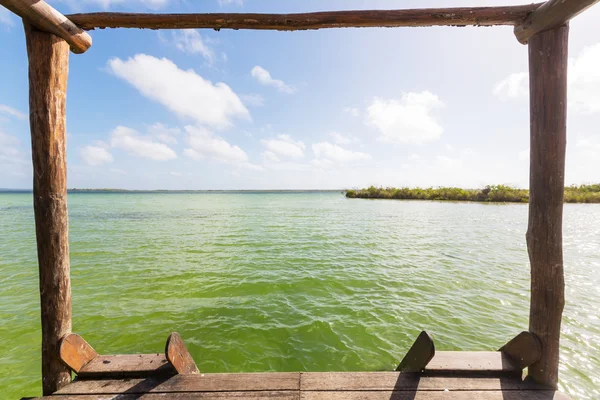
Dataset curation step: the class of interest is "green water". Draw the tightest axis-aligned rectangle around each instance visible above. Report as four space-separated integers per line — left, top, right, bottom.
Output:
0 192 598 399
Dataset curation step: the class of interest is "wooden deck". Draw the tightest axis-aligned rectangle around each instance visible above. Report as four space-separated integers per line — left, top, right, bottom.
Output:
27 371 571 399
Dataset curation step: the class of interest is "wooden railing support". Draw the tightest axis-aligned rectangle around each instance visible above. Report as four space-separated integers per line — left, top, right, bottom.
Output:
24 23 72 395
526 23 568 389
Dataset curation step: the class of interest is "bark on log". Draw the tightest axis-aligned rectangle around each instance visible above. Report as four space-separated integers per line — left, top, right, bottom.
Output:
66 5 542 31
24 22 72 395
515 0 599 44
526 23 568 389
2 0 91 53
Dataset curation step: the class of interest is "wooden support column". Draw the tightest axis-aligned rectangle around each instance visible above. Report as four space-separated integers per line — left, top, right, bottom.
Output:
24 23 72 395
526 23 568 389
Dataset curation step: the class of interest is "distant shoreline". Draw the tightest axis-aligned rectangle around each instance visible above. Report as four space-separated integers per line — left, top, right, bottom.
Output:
345 185 600 203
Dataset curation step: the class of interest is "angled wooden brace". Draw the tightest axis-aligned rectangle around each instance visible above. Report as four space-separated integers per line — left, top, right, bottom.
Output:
499 331 542 369
166 332 200 374
396 331 435 372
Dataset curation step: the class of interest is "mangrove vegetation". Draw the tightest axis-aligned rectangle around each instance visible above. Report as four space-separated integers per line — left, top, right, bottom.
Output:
345 184 600 203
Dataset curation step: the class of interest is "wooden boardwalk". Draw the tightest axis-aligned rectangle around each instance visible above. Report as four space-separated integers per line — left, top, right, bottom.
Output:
28 371 570 399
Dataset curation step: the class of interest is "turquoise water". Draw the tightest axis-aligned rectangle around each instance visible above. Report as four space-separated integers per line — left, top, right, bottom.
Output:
0 192 598 399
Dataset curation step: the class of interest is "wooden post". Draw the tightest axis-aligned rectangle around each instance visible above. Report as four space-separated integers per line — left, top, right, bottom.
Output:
526 24 568 389
24 23 72 395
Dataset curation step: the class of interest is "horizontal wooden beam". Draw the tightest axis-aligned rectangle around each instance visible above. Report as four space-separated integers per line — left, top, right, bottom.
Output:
67 5 542 31
0 0 91 53
514 0 600 43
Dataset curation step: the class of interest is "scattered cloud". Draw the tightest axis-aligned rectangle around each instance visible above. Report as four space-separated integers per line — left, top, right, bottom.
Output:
184 125 248 163
261 150 280 163
0 131 27 168
241 94 265 107
218 0 244 5
108 54 249 129
329 132 359 145
343 107 360 117
492 72 528 100
79 145 114 166
312 142 371 163
366 91 444 144
0 104 26 120
60 0 172 10
167 30 215 64
261 134 305 159
148 123 180 145
493 42 600 113
518 149 529 161
110 125 177 160
251 66 296 94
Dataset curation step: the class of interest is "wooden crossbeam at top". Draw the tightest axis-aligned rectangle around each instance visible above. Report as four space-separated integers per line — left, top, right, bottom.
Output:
1 0 600 54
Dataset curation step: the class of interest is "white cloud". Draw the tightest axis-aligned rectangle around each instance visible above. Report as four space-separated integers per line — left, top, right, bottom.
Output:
261 134 305 159
148 123 180 145
493 42 600 113
312 142 371 163
79 145 114 166
184 125 248 163
0 132 27 167
62 0 172 10
493 72 528 100
0 104 26 120
366 91 444 144
261 150 280 163
108 54 249 129
110 126 177 160
169 30 215 64
343 107 360 117
519 149 529 161
251 66 296 94
218 0 244 5
329 132 359 145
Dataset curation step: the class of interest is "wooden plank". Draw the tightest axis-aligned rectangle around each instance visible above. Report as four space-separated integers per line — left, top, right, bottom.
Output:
166 332 199 374
56 373 301 394
302 391 570 400
59 333 98 373
514 0 599 44
66 5 541 31
424 352 520 377
30 393 300 399
77 354 176 378
0 0 91 53
526 24 568 389
23 22 72 396
499 332 542 369
396 331 435 372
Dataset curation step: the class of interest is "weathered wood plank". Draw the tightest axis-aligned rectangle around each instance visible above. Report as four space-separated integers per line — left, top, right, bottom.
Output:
166 332 199 374
59 333 98 373
24 22 72 396
31 392 300 399
396 331 435 372
300 372 548 391
77 354 176 378
425 352 520 377
66 5 541 31
526 24 569 389
499 332 542 369
56 373 301 394
302 391 569 400
514 0 599 44
1 0 91 53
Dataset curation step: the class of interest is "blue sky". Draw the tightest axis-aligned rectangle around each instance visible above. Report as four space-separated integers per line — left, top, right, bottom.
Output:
1 0 600 190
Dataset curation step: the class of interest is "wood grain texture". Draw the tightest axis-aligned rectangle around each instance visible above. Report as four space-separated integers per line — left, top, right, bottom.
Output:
24 22 72 396
424 352 520 377
396 331 435 372
30 393 300 399
166 332 200 374
2 0 91 53
59 333 98 373
300 373 547 391
302 391 569 400
77 354 176 378
515 0 599 43
57 373 301 394
499 331 542 369
66 5 541 31
526 24 569 389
